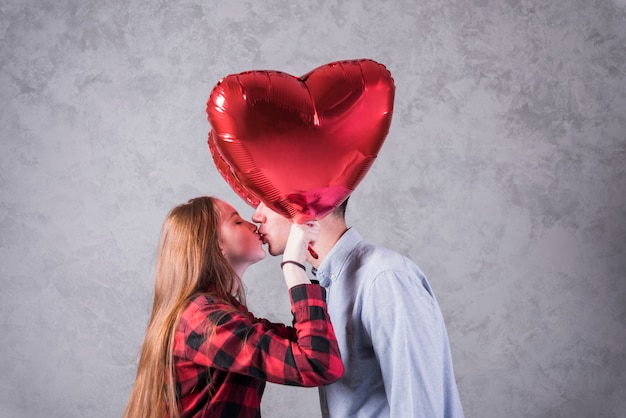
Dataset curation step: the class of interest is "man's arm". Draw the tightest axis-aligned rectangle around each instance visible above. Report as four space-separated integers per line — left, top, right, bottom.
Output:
362 269 460 417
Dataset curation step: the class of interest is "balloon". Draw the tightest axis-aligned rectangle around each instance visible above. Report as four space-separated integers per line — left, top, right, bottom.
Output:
206 59 395 222
208 131 260 208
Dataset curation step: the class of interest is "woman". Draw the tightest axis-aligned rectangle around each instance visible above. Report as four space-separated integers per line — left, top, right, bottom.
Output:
124 196 343 418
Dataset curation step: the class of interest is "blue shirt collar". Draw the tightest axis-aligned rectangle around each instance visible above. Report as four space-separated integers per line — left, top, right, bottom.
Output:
316 227 362 288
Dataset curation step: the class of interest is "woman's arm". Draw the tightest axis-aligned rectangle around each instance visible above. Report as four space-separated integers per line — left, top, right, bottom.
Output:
179 288 343 386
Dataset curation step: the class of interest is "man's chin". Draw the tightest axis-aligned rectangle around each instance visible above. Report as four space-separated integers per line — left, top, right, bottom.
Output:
267 246 285 257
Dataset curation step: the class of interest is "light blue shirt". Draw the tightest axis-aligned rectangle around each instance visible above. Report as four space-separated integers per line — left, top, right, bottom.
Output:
316 228 464 418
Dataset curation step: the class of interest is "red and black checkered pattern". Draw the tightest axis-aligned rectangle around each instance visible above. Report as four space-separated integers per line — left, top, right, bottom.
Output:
172 284 343 418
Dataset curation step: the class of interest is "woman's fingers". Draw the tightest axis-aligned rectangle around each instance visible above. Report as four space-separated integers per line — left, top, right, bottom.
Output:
284 220 319 261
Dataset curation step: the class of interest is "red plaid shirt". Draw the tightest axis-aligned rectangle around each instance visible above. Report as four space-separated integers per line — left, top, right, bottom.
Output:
172 284 343 418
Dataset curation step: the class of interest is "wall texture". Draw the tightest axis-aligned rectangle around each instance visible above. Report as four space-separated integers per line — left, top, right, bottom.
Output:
1 0 625 417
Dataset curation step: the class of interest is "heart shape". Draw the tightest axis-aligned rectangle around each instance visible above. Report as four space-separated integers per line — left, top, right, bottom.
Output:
206 59 395 221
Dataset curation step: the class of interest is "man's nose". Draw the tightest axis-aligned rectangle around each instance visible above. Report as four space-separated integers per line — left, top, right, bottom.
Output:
252 207 265 223
252 202 267 224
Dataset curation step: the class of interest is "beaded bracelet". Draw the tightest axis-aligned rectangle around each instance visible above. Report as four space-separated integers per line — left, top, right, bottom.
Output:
280 260 306 271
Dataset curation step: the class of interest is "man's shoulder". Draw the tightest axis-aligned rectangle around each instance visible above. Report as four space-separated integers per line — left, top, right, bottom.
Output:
352 239 408 263
328 229 426 284
347 241 437 307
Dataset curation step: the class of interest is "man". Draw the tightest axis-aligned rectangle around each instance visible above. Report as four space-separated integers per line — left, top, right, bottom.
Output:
252 198 464 417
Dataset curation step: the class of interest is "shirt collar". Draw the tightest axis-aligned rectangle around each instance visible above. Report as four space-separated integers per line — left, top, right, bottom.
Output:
316 227 362 287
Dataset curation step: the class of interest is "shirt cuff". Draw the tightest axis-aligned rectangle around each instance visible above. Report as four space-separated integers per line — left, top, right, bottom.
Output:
289 284 327 319
289 283 325 302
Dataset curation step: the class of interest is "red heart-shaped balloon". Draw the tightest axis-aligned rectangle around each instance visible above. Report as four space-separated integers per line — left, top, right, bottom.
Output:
206 59 395 222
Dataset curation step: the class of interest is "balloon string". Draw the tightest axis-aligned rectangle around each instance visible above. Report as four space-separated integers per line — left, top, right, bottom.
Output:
308 245 319 259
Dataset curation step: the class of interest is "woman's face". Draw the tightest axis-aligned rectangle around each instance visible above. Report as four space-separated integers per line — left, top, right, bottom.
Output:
215 199 266 270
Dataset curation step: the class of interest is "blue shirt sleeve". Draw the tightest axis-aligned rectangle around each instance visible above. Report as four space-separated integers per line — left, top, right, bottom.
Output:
361 269 463 417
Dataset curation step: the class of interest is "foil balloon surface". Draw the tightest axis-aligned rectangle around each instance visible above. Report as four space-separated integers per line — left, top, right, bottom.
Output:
206 59 395 222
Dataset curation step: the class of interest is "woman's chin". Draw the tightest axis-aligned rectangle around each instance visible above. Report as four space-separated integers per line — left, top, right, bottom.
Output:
252 250 267 263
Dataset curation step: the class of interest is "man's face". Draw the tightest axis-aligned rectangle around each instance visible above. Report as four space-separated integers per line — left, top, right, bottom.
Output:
251 202 292 256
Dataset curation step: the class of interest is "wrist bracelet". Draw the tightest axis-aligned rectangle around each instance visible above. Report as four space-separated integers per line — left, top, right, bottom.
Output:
280 260 306 271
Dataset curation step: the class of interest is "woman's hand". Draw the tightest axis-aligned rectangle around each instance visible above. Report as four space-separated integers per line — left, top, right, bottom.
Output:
281 221 319 288
283 221 320 263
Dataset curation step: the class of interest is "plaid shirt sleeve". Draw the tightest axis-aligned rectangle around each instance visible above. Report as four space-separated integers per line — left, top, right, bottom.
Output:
177 283 343 387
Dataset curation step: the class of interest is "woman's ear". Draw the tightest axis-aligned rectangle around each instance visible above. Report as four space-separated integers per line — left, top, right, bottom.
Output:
217 234 226 256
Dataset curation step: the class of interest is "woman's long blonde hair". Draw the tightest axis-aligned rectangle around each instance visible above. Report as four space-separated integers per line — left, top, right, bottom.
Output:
123 196 245 418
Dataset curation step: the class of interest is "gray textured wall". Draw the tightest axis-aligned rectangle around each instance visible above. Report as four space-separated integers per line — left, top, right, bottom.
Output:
1 0 625 417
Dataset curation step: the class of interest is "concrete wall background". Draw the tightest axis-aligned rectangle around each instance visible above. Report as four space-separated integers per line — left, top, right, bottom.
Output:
1 0 625 417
